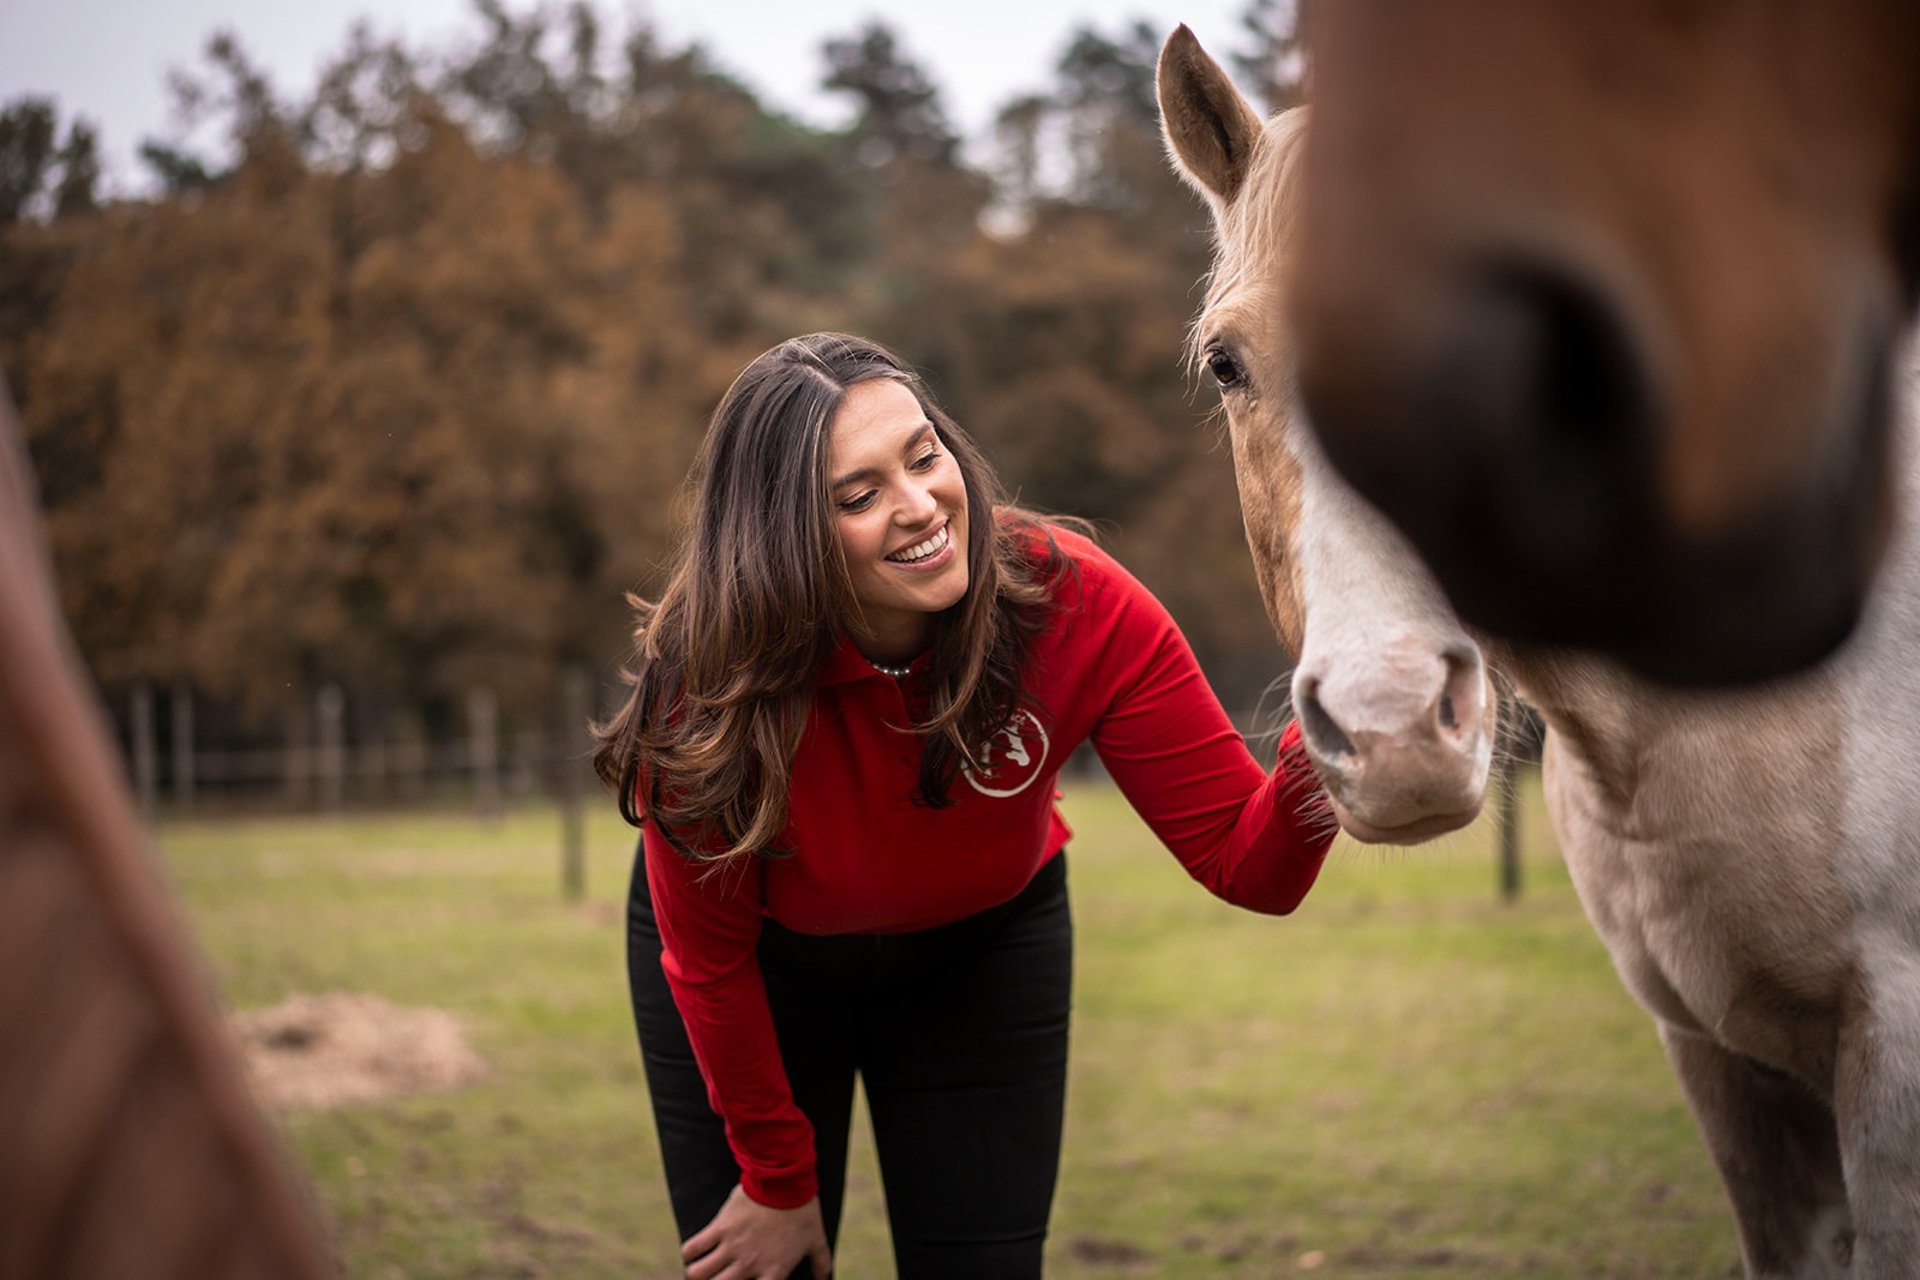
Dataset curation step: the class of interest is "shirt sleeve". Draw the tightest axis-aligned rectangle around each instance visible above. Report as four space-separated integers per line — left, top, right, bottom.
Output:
1080 549 1336 913
642 819 819 1208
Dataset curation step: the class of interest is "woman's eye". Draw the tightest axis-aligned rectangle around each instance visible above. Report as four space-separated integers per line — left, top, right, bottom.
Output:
839 492 876 513
1204 344 1245 390
910 449 941 471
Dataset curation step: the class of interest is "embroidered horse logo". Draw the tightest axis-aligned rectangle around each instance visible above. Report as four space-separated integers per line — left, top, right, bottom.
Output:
964 708 1050 798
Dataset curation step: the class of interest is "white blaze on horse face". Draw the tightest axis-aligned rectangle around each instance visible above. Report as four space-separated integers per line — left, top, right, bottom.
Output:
1286 405 1494 844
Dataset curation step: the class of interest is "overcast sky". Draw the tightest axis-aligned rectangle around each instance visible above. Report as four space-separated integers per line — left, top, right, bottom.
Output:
0 0 1256 193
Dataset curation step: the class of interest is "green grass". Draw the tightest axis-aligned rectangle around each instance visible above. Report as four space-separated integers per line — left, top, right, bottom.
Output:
156 777 1741 1278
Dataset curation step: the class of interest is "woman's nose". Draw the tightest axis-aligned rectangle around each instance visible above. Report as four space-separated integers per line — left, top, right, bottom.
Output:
897 478 938 523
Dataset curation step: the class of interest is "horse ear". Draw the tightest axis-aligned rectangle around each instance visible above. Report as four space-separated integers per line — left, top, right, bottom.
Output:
1157 24 1266 214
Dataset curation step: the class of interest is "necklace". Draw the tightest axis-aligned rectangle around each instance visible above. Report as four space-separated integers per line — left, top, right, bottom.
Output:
871 660 913 680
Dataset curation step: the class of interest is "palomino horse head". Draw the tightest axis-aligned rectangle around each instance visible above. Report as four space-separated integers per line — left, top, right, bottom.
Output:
1157 29 1495 844
1288 0 1920 687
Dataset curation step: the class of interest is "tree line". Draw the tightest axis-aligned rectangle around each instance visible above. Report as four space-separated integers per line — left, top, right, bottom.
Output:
0 0 1307 762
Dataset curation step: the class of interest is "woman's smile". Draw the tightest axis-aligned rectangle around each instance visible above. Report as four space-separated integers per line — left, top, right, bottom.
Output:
886 521 953 567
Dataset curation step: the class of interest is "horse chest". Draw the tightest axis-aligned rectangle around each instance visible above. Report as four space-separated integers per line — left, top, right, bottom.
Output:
1542 731 1850 1093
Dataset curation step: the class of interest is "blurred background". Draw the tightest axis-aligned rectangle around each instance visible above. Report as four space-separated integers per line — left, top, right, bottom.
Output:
2 0 1310 816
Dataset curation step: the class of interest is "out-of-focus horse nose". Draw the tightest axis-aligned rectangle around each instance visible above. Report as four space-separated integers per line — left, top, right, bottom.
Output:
1317 252 1661 576
1296 249 1683 655
1298 245 1879 685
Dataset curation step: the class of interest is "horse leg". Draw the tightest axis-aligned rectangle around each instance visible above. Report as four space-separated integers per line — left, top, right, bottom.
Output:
1657 1023 1852 1279
1834 963 1920 1277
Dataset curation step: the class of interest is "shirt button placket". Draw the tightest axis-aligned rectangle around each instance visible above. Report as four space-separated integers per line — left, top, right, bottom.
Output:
883 676 919 771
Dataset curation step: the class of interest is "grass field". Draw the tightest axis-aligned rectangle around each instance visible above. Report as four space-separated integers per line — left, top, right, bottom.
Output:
157 775 1743 1278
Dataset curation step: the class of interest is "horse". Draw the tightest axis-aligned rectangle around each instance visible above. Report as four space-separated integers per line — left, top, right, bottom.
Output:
1160 25 1920 1277
0 379 334 1278
1287 0 1920 688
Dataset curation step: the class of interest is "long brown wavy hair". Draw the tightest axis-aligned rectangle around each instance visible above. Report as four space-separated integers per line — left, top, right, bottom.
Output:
592 332 1071 862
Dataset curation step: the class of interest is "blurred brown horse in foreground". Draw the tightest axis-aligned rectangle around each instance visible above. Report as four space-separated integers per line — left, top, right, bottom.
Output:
1162 25 1920 1278
1291 1 1920 686
0 380 333 1279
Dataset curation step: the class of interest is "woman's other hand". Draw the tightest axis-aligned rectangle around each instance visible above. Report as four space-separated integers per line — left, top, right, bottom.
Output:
682 1185 832 1280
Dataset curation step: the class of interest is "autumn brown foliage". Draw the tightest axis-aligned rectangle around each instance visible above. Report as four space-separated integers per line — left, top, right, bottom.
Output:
0 3 1306 760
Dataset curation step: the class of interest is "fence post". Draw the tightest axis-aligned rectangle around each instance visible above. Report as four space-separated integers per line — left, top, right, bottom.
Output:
360 734 386 806
469 687 501 821
1498 755 1522 903
170 681 195 812
560 667 589 903
284 695 313 807
317 684 346 815
1496 703 1540 904
130 682 158 824
393 711 426 805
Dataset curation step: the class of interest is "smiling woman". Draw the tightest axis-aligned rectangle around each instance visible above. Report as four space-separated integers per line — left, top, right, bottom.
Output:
591 331 1338 1280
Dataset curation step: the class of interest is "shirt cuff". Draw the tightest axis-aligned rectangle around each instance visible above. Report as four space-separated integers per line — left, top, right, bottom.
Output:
740 1164 819 1210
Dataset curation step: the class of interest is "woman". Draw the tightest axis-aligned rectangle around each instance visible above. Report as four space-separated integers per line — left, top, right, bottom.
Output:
595 332 1335 1279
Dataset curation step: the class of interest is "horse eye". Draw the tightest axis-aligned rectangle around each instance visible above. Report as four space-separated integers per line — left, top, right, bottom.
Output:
1204 344 1245 390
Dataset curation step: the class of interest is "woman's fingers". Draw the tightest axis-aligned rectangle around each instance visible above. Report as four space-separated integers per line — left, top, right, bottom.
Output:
682 1242 725 1280
682 1222 718 1262
684 1232 744 1280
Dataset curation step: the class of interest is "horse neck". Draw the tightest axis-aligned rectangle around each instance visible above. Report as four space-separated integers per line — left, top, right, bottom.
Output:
1501 650 1848 844
1492 645 1656 804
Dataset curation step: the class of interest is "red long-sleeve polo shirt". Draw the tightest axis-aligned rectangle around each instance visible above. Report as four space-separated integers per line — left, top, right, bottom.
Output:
641 525 1334 1207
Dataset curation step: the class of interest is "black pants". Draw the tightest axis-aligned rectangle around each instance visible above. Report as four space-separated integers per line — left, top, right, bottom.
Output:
627 843 1073 1279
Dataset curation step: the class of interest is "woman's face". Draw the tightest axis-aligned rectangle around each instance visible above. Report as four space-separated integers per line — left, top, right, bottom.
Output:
825 378 971 659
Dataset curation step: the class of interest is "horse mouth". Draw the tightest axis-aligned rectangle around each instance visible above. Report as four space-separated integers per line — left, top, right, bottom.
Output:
1328 796 1483 846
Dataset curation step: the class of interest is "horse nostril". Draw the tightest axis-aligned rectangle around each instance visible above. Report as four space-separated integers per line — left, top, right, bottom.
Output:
1436 649 1484 743
1298 681 1358 759
1438 255 1659 572
1453 258 1652 450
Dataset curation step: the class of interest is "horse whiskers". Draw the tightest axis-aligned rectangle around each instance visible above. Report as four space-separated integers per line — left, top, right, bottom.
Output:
1241 666 1299 760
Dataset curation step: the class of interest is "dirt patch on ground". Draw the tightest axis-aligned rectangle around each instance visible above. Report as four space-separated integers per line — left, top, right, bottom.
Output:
1065 1237 1155 1268
231 992 487 1111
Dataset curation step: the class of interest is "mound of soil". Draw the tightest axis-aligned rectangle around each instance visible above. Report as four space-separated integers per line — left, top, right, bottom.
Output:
230 992 487 1111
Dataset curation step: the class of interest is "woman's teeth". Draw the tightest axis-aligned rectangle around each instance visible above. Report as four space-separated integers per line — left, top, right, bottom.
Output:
888 524 950 564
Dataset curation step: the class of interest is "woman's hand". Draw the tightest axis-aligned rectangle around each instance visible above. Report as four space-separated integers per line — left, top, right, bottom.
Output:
682 1184 832 1280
